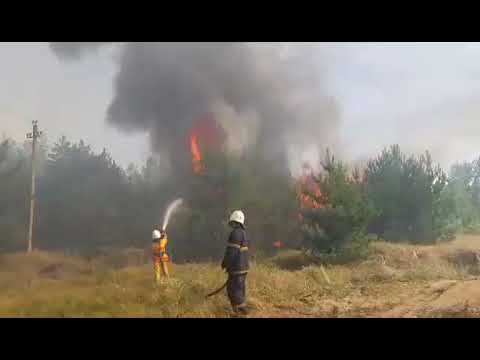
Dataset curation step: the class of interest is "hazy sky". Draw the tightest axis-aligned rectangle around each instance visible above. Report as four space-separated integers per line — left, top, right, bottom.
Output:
0 42 150 166
1 42 480 170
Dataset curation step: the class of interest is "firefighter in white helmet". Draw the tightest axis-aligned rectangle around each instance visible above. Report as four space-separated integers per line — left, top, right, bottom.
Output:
221 210 249 315
152 229 169 284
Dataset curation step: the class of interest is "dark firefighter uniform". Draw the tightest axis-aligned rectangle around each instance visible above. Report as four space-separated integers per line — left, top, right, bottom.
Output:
221 224 249 313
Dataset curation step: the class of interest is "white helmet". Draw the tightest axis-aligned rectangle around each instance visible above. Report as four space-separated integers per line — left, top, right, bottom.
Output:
229 210 245 226
152 229 161 240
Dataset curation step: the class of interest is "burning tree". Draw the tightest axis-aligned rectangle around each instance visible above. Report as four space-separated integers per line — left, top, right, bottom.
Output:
300 150 376 261
188 114 227 175
298 163 322 215
168 114 299 260
166 114 232 261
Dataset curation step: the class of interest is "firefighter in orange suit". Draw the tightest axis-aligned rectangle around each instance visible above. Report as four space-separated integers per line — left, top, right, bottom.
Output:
152 229 169 283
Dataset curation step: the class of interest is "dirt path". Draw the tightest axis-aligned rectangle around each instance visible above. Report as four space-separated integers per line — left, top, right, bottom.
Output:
374 278 480 317
243 278 480 318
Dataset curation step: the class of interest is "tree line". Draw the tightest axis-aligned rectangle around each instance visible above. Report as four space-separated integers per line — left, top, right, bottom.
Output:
1 135 480 262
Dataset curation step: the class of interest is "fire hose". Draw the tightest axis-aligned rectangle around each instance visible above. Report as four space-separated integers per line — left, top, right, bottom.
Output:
206 254 256 299
205 279 228 298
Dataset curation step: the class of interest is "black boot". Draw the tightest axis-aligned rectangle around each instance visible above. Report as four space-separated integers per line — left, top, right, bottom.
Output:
233 303 249 316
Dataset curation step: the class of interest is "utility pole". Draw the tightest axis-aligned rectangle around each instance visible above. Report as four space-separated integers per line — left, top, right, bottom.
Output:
26 120 42 253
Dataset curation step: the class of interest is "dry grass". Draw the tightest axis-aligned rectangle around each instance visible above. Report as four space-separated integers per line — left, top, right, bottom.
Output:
1 235 480 317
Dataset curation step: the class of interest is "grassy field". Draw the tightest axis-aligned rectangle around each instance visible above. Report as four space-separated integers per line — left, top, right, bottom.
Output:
1 235 480 317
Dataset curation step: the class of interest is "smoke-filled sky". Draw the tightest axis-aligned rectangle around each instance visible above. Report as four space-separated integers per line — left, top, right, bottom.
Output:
2 42 480 174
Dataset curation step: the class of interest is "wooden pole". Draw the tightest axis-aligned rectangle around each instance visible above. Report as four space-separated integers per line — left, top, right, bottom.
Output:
26 121 42 253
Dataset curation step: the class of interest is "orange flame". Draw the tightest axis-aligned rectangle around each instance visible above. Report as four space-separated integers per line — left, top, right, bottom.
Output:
190 133 204 174
299 176 322 210
188 114 226 174
273 240 284 249
298 164 322 221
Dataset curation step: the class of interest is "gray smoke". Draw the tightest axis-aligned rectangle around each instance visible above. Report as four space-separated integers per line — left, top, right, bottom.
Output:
50 42 340 174
50 42 111 60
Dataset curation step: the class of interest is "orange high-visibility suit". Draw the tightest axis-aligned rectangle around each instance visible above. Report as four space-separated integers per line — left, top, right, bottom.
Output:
152 231 169 283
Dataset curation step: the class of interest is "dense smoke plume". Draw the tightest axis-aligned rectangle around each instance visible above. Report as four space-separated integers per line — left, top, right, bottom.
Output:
50 42 340 175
